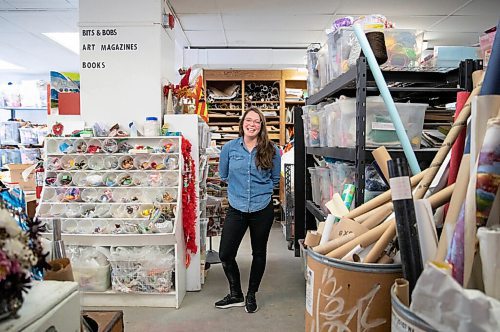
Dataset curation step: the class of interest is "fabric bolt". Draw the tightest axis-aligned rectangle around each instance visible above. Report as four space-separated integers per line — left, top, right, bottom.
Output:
219 137 281 213
219 202 275 293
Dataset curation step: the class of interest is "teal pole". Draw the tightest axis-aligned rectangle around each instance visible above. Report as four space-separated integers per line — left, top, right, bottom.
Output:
353 24 421 174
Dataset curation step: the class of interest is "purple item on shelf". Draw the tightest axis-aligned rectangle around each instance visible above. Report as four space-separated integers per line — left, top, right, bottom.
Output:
332 16 354 32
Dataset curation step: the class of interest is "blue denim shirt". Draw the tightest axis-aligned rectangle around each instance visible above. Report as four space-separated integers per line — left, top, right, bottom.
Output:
219 137 281 213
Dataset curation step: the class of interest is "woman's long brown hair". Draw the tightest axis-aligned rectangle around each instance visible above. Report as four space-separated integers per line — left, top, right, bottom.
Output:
239 107 276 170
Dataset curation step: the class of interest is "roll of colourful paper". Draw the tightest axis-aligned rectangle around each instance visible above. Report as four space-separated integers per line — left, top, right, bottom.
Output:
341 184 356 210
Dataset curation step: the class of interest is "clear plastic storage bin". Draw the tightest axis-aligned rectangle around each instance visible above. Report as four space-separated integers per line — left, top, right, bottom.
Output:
0 121 20 145
316 167 331 213
317 109 328 147
0 149 21 166
36 127 50 145
20 148 41 164
317 45 330 90
323 102 340 147
337 99 357 147
72 264 111 292
337 98 427 148
328 161 356 197
307 110 321 147
19 128 38 145
306 46 321 96
330 28 422 80
302 105 317 147
308 167 321 206
366 102 427 148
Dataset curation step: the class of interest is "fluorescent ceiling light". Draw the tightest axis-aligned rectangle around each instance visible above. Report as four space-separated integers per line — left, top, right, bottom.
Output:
0 59 25 70
43 32 80 54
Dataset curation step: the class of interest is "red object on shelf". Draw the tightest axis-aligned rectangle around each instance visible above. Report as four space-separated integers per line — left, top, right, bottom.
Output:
58 92 80 115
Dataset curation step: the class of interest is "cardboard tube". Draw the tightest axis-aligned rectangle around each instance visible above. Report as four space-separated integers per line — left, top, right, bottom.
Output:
341 244 363 261
428 183 455 209
317 222 325 235
320 215 336 245
345 169 428 220
372 146 392 182
353 203 390 223
394 278 410 307
361 203 393 229
414 78 482 200
326 220 393 259
377 255 394 264
304 231 322 247
363 221 397 263
313 233 356 254
435 156 471 262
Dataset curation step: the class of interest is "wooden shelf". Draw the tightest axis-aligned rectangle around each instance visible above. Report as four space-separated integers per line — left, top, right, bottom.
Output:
205 69 306 147
209 100 242 104
209 115 241 118
245 101 280 104
209 122 240 126
208 108 242 111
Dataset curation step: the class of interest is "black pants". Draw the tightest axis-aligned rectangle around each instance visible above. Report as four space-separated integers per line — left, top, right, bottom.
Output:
219 201 274 294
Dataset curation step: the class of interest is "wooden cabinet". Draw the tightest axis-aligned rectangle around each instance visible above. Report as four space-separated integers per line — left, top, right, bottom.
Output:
281 70 307 144
204 69 306 147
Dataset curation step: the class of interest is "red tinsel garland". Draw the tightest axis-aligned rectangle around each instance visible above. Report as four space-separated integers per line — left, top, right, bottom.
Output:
181 136 198 267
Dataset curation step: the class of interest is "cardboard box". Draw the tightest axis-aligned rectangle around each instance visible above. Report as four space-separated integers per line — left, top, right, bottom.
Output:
6 164 36 191
83 310 124 332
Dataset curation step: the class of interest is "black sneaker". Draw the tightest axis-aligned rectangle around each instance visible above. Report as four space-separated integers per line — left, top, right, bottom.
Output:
245 293 258 313
215 294 245 309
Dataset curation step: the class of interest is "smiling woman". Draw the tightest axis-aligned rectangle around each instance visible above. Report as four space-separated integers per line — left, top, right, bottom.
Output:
216 106 281 313
239 107 276 170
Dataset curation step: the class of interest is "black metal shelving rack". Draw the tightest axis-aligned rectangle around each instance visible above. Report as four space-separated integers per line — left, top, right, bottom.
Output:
292 57 482 256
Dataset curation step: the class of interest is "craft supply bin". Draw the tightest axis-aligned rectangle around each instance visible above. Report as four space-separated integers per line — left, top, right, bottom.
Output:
337 98 427 149
327 28 422 82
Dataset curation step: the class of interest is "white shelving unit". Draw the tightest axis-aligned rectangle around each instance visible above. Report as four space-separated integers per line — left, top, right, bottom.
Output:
38 136 186 308
164 114 210 290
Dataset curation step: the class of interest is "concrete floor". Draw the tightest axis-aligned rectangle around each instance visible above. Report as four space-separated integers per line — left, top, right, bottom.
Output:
112 223 305 331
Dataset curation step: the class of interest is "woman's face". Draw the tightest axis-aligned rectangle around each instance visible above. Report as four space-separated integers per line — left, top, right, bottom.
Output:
242 111 262 139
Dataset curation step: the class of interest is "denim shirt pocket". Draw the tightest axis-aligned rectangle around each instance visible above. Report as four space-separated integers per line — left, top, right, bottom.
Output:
229 154 245 170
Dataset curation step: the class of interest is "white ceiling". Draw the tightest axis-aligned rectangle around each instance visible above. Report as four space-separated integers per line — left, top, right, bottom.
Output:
0 0 498 77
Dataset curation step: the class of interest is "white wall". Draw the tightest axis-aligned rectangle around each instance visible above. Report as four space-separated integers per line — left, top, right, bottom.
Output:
79 0 177 130
183 48 306 69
